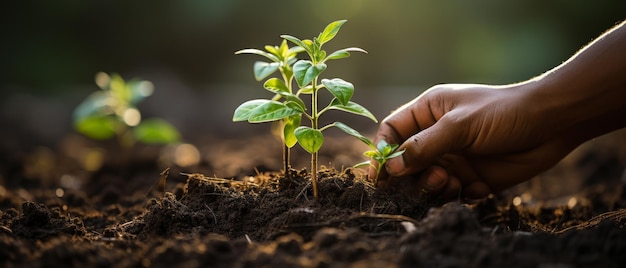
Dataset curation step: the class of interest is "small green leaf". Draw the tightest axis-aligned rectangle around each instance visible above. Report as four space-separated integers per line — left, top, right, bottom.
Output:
332 122 374 148
264 45 281 58
376 140 389 153
303 39 314 49
278 40 289 57
281 35 312 55
75 116 118 140
354 160 373 169
287 46 306 58
109 73 132 103
363 150 378 158
284 97 306 112
128 80 154 105
133 119 181 144
325 47 367 61
235 49 281 62
322 78 353 105
387 150 405 159
297 85 315 95
295 126 324 153
293 60 327 87
72 91 110 121
283 114 301 148
328 99 378 123
318 20 347 45
314 49 326 63
248 101 301 123
233 99 270 122
263 78 290 93
253 61 280 81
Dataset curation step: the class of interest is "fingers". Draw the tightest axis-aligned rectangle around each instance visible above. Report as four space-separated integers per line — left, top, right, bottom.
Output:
386 114 466 177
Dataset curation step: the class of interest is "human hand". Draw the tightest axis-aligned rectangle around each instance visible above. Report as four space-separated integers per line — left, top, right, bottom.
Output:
369 83 581 201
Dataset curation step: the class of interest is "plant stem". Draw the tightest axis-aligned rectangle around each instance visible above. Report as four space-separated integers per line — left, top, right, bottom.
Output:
281 65 294 178
311 78 319 202
283 144 291 178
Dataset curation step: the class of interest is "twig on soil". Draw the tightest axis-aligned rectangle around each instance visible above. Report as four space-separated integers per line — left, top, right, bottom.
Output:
295 181 311 202
283 211 420 230
553 208 626 234
245 234 253 245
351 212 420 225
204 204 218 224
146 167 169 198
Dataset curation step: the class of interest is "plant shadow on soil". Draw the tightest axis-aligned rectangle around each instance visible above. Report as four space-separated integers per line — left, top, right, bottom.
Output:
1 133 626 267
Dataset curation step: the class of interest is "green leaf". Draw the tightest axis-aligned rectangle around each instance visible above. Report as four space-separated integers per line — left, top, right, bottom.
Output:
354 160 373 169
327 99 378 123
133 119 181 144
387 150 405 159
325 47 368 61
332 122 374 148
293 60 327 87
322 78 353 105
318 20 347 45
263 78 290 93
296 85 315 95
363 150 378 158
283 114 301 148
295 126 324 153
253 61 280 81
303 39 314 49
281 35 312 55
72 91 110 121
75 116 118 140
248 100 301 123
376 140 390 153
264 45 280 58
235 48 281 62
128 80 154 105
233 99 270 122
287 46 306 58
278 40 289 57
284 97 306 112
314 49 326 63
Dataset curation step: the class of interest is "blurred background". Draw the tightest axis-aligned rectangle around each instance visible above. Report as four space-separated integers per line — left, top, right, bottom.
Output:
1 0 625 152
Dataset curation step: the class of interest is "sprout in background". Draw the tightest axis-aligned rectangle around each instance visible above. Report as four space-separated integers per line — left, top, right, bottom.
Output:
73 72 181 148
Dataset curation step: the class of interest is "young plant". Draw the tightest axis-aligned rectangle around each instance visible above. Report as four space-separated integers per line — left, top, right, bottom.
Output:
73 72 181 148
332 122 404 180
234 20 384 201
233 40 305 176
283 20 377 201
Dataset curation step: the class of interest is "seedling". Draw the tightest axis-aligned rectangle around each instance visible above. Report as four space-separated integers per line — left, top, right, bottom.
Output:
73 72 181 148
234 20 395 201
331 122 404 179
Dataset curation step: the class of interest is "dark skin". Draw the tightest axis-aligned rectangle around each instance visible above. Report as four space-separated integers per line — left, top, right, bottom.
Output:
370 20 626 201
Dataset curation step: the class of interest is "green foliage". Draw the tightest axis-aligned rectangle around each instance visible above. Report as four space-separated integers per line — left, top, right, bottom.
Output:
334 122 405 179
73 72 181 147
234 20 381 201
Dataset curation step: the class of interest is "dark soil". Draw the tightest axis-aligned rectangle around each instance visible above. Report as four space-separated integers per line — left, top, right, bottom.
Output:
1 133 626 267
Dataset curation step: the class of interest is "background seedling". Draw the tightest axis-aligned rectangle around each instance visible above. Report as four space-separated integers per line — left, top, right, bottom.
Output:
73 72 181 148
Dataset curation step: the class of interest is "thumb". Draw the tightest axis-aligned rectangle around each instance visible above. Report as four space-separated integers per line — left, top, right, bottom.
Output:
385 116 466 176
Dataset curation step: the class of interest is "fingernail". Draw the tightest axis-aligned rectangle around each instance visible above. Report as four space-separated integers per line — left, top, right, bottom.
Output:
385 156 405 175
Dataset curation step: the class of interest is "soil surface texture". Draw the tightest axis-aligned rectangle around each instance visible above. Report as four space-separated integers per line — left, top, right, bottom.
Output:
1 133 626 267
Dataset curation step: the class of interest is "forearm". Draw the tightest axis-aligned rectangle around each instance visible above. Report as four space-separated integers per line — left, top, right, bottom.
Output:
527 20 626 137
